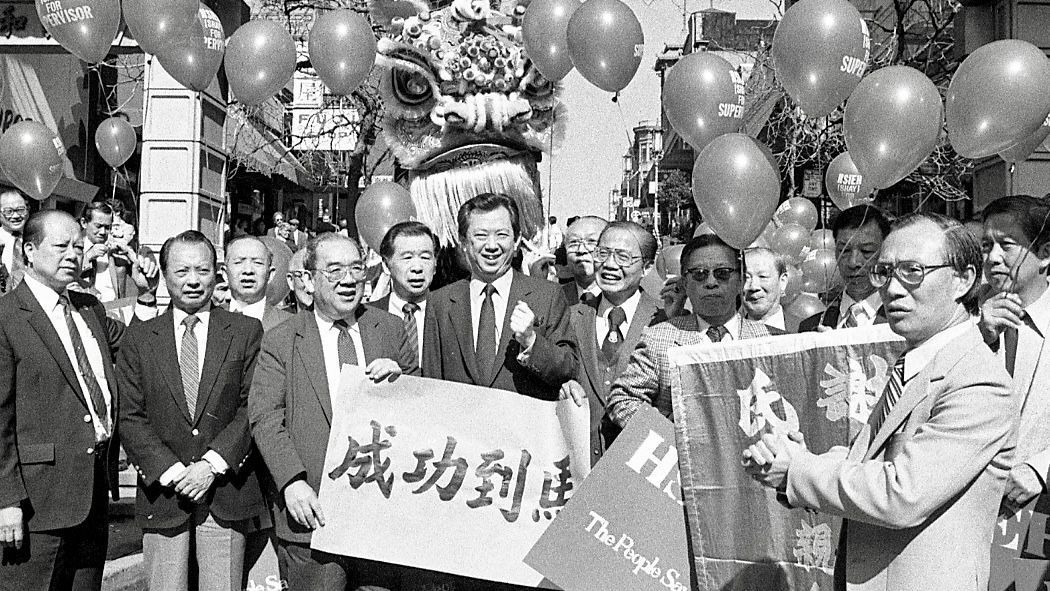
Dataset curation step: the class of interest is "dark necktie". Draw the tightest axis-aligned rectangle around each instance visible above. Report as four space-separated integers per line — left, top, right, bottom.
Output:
580 292 599 307
334 319 359 367
871 354 906 434
58 294 110 437
476 284 498 378
1005 322 1021 377
601 306 627 362
706 324 728 343
8 233 22 290
180 315 200 418
403 302 420 364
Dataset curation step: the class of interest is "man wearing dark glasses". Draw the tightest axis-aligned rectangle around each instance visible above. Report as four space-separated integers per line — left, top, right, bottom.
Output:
744 213 1016 591
607 233 781 427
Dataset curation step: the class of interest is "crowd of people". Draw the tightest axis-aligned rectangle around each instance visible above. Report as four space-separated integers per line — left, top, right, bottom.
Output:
0 188 1045 591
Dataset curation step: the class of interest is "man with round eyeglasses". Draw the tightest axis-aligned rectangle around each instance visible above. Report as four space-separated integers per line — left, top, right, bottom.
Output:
560 216 607 306
607 233 782 427
0 190 28 292
743 213 1016 591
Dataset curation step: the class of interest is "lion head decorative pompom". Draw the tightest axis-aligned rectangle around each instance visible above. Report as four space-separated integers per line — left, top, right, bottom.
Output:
370 0 565 246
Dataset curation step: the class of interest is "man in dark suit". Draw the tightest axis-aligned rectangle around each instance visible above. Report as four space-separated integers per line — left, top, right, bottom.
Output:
370 221 439 367
422 193 578 400
560 221 666 464
607 234 783 427
0 211 128 590
224 236 293 332
560 216 607 305
118 231 269 591
249 233 416 589
799 205 891 332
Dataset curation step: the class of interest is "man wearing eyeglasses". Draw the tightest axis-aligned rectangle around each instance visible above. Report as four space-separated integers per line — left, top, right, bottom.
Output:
560 216 608 306
284 249 312 312
0 190 28 293
607 234 781 427
559 221 666 464
249 233 416 589
743 213 1016 591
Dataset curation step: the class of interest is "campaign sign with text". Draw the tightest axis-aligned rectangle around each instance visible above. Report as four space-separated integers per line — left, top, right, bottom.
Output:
311 367 590 586
668 326 905 590
525 406 692 591
991 495 1050 591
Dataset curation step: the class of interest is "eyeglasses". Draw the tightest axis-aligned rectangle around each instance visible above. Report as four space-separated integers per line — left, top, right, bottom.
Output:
594 246 643 267
565 239 598 253
1 207 27 217
309 263 366 283
684 267 738 283
868 261 953 288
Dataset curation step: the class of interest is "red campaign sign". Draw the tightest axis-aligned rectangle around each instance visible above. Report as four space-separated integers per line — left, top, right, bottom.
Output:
525 406 693 591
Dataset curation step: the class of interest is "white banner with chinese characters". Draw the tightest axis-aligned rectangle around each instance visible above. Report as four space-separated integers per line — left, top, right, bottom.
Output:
311 367 590 586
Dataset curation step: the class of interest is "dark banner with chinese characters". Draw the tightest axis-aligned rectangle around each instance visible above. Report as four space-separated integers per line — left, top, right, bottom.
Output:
991 495 1050 591
667 327 905 591
311 367 590 587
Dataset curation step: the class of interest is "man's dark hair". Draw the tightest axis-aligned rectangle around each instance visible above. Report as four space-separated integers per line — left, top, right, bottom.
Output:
601 221 658 264
81 200 114 222
892 212 982 315
680 233 745 274
831 204 891 240
380 221 439 259
304 233 362 270
159 230 217 271
982 194 1050 254
456 193 521 240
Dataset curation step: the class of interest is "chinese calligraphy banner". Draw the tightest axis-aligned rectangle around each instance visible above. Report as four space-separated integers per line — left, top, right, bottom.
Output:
525 406 692 591
991 495 1050 591
311 367 590 587
667 326 905 591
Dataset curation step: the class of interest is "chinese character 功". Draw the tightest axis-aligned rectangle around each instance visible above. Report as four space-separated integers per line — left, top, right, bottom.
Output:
403 437 468 501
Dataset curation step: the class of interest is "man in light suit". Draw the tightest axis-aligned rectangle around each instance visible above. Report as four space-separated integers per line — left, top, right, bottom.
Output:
977 195 1050 511
560 221 666 464
370 221 439 367
224 236 293 332
0 190 28 293
78 201 156 313
118 231 269 591
422 193 578 401
560 216 607 305
607 233 782 427
743 247 802 332
249 233 416 589
744 213 1017 591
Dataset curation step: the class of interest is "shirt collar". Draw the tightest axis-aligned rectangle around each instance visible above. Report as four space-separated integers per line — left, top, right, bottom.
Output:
470 269 514 300
696 312 743 338
173 303 211 328
229 297 267 319
1024 285 1050 339
23 273 63 312
902 320 973 382
314 308 362 332
577 282 601 299
389 291 426 315
841 290 882 319
598 290 642 325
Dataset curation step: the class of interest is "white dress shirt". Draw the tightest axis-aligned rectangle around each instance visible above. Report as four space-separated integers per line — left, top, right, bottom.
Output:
575 282 602 302
388 291 426 362
0 227 15 271
838 291 883 328
229 298 267 321
315 310 367 401
23 274 112 442
696 312 744 343
596 290 642 345
470 271 515 347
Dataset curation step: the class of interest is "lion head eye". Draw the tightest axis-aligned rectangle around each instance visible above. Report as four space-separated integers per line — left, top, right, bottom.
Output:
392 69 433 105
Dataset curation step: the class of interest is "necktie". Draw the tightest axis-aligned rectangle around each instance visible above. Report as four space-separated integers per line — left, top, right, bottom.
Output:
180 315 200 419
403 302 420 364
706 324 728 343
871 354 906 434
334 319 359 367
476 284 498 378
844 303 865 328
1005 324 1019 377
580 292 599 307
601 306 627 362
8 233 22 290
59 294 110 437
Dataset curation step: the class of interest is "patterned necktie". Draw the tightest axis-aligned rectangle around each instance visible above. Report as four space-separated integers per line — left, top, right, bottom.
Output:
334 319 359 367
706 324 728 343
601 306 627 362
59 294 110 436
844 303 865 328
476 284 498 378
180 315 200 418
871 354 907 434
403 302 420 364
8 233 22 290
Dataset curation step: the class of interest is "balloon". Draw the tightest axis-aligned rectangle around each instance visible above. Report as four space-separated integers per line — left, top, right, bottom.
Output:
783 265 803 304
772 0 869 117
355 181 416 250
94 117 136 169
825 151 875 210
523 0 581 82
770 223 808 264
123 0 198 55
844 65 942 189
946 39 1050 159
36 0 120 63
662 52 743 152
0 121 65 201
999 114 1050 164
260 237 293 306
226 20 298 106
799 276 824 294
774 197 818 232
566 0 643 93
156 5 225 92
785 292 825 320
693 222 716 237
309 9 377 96
691 133 781 249
801 248 841 293
809 229 835 251
655 244 685 279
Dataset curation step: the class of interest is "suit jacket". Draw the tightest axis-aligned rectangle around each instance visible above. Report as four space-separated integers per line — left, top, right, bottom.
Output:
79 248 152 302
260 304 294 332
561 281 579 305
248 307 418 544
0 282 125 531
422 271 578 400
786 325 1016 591
569 293 666 464
117 308 268 530
799 291 887 332
1001 288 1050 484
606 314 782 427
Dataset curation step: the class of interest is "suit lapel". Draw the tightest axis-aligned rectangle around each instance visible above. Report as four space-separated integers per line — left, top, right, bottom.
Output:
297 313 333 424
491 273 526 386
194 310 233 424
673 314 700 345
17 284 88 408
573 305 603 401
149 310 192 423
358 308 382 365
614 294 660 377
448 282 482 384
1018 314 1050 412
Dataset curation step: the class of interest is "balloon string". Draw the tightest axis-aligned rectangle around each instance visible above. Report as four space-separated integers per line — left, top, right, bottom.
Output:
546 109 554 224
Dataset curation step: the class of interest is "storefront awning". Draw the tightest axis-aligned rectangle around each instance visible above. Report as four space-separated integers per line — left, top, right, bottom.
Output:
226 106 313 188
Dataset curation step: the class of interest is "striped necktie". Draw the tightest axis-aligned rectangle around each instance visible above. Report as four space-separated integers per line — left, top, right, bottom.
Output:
871 354 906 434
59 294 110 437
403 302 420 365
180 315 200 418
